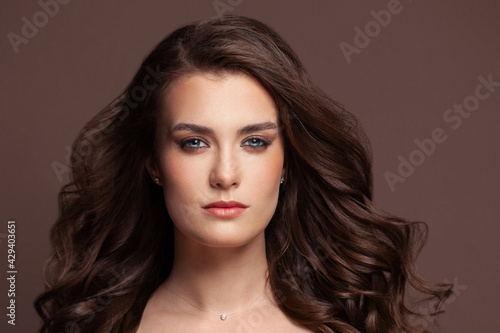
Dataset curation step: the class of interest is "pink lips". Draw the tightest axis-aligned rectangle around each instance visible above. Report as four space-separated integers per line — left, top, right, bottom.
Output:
202 200 248 218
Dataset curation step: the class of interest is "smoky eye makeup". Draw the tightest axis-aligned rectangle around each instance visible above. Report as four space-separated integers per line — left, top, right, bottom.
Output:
241 137 272 149
167 121 279 151
177 137 208 151
177 136 273 152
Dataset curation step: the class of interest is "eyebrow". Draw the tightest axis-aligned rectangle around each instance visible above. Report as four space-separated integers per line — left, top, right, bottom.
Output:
168 121 278 136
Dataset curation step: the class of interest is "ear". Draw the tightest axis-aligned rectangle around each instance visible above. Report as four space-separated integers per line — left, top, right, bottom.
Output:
146 154 161 181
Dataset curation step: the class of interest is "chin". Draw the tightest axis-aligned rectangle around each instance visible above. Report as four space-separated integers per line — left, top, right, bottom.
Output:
181 226 267 249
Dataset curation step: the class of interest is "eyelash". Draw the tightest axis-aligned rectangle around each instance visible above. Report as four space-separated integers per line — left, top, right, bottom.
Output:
178 137 271 152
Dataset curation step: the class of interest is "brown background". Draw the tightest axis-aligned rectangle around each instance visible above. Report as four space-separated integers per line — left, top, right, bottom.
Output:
1 0 499 332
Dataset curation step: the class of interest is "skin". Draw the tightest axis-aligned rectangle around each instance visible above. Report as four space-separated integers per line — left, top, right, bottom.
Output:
138 72 311 332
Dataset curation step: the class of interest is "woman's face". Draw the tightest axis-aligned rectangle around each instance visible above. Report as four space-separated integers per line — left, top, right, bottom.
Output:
149 72 285 248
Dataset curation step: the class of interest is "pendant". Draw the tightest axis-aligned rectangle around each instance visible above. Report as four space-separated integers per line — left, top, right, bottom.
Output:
220 314 227 320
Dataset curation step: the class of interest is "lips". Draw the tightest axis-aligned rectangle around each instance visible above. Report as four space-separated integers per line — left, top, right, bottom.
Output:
202 201 248 218
203 201 248 209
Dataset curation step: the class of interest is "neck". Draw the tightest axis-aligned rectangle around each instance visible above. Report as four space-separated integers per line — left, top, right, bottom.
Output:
160 227 271 314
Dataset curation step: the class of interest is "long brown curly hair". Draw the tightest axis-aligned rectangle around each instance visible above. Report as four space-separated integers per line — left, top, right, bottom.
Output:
35 15 452 332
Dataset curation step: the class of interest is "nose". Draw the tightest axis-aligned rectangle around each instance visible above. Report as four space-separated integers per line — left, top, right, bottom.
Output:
209 146 240 190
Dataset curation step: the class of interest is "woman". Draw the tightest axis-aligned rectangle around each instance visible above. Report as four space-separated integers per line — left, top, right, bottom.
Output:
35 15 451 332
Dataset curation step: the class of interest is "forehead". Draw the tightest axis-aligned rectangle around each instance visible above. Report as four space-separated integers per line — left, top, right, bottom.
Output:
159 72 279 129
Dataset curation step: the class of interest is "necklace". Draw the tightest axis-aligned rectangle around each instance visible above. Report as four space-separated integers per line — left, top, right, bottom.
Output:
164 288 264 321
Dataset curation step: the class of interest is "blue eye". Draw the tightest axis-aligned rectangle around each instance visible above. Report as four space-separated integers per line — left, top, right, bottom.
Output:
242 137 270 149
179 138 208 151
178 137 270 152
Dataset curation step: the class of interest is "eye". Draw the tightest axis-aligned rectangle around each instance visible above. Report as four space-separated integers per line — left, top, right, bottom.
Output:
179 138 209 151
242 137 271 150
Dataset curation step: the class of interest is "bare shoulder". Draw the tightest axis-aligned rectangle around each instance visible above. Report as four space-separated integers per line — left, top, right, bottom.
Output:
261 303 315 333
135 290 184 333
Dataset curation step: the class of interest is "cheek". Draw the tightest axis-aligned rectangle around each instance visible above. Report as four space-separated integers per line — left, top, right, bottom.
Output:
159 154 203 206
250 156 281 182
247 149 284 197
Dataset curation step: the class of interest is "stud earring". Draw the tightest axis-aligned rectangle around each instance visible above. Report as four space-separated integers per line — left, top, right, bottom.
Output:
154 178 160 184
280 178 284 184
